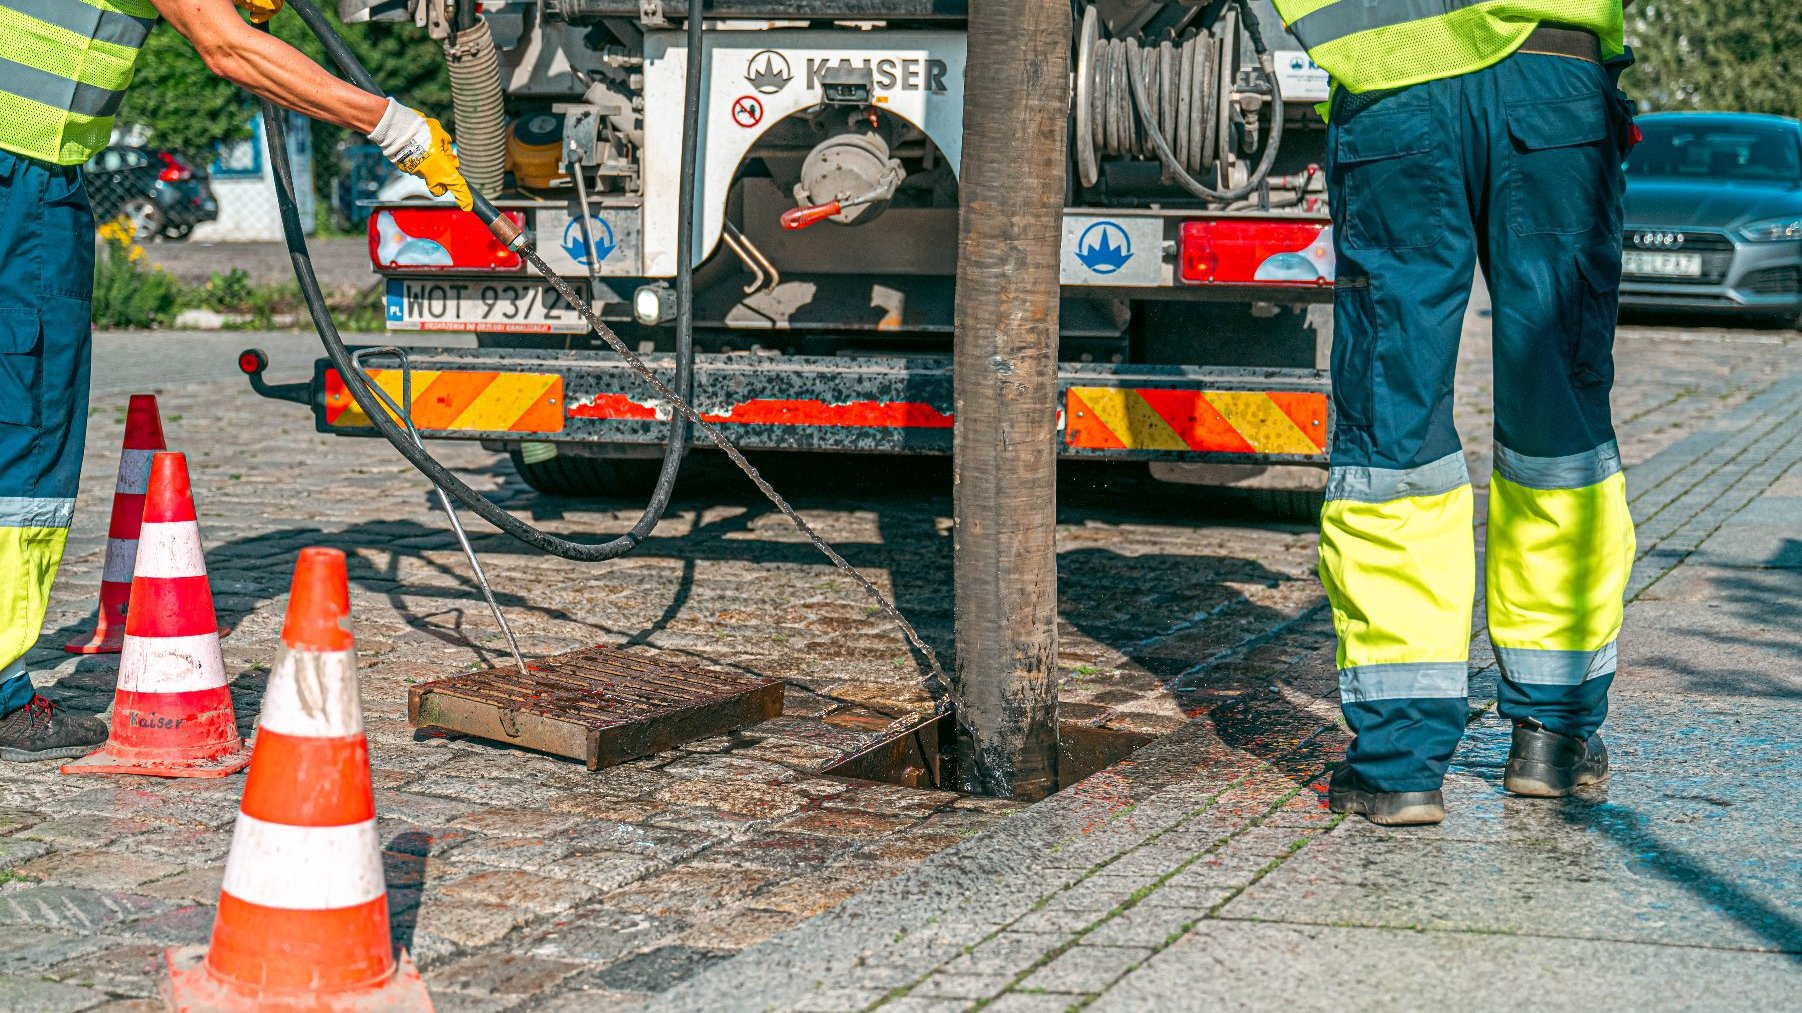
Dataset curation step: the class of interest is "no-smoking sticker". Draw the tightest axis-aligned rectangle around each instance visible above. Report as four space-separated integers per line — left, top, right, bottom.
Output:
731 95 763 128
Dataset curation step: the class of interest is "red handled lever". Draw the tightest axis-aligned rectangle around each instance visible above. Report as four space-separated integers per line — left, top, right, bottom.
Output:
781 201 843 231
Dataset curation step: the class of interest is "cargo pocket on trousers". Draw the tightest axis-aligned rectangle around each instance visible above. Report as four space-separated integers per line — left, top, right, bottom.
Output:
1570 249 1619 388
0 306 44 429
40 171 96 303
1506 89 1611 237
1333 91 1444 251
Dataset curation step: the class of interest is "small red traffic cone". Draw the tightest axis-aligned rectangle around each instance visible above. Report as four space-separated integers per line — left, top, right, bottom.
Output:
62 452 251 779
66 394 165 654
162 548 432 1012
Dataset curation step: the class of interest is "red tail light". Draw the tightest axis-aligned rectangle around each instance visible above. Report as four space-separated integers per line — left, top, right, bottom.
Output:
368 206 523 272
157 151 191 182
1179 219 1334 286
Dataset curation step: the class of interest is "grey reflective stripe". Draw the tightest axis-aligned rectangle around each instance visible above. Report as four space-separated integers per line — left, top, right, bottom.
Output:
0 496 76 527
1493 440 1621 490
1326 451 1469 503
0 55 125 117
1340 661 1467 702
1495 642 1616 685
1290 0 1488 49
3 0 156 48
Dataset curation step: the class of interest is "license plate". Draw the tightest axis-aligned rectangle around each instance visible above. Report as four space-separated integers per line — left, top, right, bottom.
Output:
1622 250 1702 277
385 278 591 333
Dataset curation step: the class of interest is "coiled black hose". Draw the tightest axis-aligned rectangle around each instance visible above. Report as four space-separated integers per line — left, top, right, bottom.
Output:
1124 0 1282 204
271 0 700 563
263 0 951 696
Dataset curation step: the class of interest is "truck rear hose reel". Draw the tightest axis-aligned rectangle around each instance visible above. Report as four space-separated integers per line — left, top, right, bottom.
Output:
1074 0 1283 203
265 0 951 704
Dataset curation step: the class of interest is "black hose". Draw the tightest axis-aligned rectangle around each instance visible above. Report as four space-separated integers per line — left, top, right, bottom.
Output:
1124 0 1282 204
271 0 704 562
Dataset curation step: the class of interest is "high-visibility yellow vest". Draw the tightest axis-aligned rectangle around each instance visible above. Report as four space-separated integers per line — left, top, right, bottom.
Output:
0 0 158 165
1271 0 1624 94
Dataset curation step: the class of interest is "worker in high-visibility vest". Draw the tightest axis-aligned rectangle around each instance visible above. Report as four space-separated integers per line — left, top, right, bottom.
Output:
0 0 472 760
1270 1 1640 824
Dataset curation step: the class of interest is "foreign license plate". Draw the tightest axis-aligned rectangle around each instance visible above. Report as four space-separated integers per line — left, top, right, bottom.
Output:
386 278 591 333
1622 250 1702 277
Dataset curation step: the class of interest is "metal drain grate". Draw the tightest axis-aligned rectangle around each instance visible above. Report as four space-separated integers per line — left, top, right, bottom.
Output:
408 647 784 769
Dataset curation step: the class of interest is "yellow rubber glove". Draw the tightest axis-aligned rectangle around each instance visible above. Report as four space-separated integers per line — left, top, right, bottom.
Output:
233 0 281 23
397 119 474 212
370 99 474 212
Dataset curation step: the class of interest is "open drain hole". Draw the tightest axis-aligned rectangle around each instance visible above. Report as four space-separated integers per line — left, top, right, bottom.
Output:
821 713 1158 794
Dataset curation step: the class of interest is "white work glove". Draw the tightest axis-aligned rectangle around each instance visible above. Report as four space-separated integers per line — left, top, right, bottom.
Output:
367 97 472 211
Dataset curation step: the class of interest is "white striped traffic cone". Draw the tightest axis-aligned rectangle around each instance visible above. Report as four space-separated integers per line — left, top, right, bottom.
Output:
162 547 431 1011
61 452 251 778
66 394 164 654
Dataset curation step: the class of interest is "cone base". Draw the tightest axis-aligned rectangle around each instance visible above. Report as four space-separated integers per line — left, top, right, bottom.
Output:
161 945 433 1012
64 628 127 654
59 740 252 779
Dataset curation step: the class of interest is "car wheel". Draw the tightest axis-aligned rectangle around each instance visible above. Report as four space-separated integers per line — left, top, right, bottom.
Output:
120 198 166 243
160 222 193 241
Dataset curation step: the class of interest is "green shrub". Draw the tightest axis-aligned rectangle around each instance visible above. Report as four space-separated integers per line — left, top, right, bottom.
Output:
91 219 182 328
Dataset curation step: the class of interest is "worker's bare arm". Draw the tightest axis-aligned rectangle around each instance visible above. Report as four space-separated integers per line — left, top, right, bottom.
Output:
148 0 388 134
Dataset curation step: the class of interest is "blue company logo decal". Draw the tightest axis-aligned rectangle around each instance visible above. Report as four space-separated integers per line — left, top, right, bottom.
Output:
561 214 617 266
1075 221 1133 275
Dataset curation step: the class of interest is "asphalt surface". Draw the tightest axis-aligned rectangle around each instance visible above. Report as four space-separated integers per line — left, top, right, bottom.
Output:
0 294 1797 1010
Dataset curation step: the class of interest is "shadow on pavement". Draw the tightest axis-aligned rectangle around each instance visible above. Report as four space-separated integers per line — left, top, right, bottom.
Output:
1554 796 1802 964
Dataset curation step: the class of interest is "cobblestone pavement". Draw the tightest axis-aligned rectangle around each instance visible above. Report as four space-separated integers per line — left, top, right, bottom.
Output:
655 325 1802 1010
2 302 1797 1011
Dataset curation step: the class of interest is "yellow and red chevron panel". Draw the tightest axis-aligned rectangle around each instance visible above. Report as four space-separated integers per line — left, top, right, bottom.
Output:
1064 386 1327 457
324 369 564 433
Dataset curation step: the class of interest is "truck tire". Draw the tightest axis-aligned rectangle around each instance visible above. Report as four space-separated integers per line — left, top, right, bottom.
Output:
507 445 665 498
1219 487 1325 522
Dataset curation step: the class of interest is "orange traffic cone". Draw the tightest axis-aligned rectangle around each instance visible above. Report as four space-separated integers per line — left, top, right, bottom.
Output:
66 394 165 654
162 547 432 1012
61 452 251 778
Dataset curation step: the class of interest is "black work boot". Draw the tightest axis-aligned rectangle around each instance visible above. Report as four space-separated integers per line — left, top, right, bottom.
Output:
1327 765 1445 826
0 695 108 762
1504 718 1609 797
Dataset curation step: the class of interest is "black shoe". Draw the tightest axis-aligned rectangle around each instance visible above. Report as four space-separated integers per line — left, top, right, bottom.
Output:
1327 765 1445 826
0 695 108 762
1504 718 1609 797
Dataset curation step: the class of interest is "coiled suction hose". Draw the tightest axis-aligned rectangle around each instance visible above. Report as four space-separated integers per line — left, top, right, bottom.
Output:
274 0 696 564
1123 0 1284 204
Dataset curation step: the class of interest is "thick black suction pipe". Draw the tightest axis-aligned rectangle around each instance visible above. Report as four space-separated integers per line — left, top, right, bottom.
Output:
259 4 952 695
269 0 703 562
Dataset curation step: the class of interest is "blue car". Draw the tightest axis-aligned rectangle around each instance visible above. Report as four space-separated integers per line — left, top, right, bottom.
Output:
1620 112 1802 326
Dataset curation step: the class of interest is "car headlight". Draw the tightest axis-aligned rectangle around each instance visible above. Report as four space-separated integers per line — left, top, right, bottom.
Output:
1736 216 1802 242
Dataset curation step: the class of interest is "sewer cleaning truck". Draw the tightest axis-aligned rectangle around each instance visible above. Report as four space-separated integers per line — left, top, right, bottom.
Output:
245 0 1335 513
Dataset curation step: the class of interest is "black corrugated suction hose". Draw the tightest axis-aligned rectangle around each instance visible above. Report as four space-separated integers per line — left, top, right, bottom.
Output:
268 0 701 562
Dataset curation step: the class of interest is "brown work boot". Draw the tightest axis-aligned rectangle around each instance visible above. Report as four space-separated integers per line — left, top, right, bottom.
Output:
0 695 108 762
1504 718 1609 797
1327 765 1445 826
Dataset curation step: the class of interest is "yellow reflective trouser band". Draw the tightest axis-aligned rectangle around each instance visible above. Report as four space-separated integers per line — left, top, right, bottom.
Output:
0 517 72 674
1319 451 1475 697
1486 441 1635 685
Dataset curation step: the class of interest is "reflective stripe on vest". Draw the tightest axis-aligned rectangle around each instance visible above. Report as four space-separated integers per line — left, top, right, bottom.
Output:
0 0 157 165
1270 0 1623 94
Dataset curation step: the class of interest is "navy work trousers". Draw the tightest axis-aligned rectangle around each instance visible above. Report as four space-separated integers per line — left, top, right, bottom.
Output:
0 147 94 717
1320 52 1638 792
